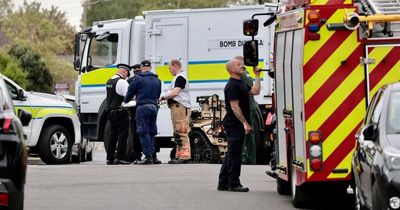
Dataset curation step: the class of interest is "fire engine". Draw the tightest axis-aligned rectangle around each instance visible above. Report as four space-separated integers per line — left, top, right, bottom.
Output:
243 0 400 207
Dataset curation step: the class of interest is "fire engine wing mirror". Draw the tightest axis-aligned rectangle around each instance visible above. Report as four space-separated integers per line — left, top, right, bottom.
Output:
263 15 277 27
96 31 110 41
243 40 259 67
243 19 259 36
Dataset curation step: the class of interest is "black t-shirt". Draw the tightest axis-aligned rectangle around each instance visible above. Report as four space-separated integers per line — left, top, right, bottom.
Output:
168 76 187 105
223 78 250 128
174 76 186 89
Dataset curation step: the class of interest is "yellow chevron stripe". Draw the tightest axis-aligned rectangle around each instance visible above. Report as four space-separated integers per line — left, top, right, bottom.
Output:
327 147 356 179
371 59 400 96
304 31 359 103
303 9 355 65
323 99 365 161
307 100 364 178
310 0 329 6
344 0 352 4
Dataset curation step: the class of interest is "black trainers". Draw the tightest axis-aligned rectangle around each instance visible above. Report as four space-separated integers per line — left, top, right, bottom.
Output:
153 157 162 164
217 185 229 191
137 157 153 165
168 159 190 164
229 185 249 192
265 170 277 178
106 160 115 165
114 159 131 165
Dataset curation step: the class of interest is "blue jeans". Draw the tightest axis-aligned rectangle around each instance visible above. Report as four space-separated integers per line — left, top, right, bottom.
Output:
136 104 158 157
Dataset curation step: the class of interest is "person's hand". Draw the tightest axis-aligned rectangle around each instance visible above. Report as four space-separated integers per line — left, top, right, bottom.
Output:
253 67 261 77
243 122 253 134
158 96 165 102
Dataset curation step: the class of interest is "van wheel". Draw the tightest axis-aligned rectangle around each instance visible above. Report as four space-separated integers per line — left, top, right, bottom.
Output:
189 129 220 163
39 125 72 164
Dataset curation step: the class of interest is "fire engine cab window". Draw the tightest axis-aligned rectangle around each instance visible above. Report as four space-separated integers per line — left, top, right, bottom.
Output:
387 91 400 133
88 33 118 69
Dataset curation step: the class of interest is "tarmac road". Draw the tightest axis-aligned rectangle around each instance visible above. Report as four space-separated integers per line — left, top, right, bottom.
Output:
25 147 354 210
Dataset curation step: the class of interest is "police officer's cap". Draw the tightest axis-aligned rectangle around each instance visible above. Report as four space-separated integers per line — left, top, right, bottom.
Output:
141 60 151 67
117 63 131 77
131 64 141 70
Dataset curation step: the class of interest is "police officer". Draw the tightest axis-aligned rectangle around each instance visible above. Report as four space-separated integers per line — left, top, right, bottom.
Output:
124 60 161 165
106 63 130 165
160 59 191 164
127 64 143 164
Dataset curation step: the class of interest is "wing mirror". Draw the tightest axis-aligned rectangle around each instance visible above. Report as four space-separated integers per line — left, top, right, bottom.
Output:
18 109 32 126
363 123 378 141
243 19 259 36
17 89 26 101
243 40 259 66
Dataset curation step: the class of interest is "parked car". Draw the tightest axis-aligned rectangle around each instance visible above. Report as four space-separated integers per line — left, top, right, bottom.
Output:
0 74 31 210
353 82 400 210
2 75 85 164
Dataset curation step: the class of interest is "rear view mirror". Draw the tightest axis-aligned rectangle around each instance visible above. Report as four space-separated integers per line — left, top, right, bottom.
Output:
243 19 259 36
18 109 32 126
243 40 259 66
73 34 81 70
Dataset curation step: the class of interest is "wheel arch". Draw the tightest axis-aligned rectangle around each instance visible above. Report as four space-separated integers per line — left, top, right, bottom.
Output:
97 99 108 142
40 117 75 145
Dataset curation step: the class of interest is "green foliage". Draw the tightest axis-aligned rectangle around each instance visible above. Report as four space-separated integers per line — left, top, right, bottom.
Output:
1 2 78 94
8 45 53 93
0 51 27 88
0 0 12 18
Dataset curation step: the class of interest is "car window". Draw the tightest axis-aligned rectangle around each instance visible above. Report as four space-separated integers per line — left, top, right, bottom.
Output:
88 33 119 69
387 91 400 134
365 91 380 125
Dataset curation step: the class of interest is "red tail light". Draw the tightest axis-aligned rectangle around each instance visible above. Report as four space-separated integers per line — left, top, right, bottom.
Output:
2 117 12 133
0 193 9 207
311 159 323 171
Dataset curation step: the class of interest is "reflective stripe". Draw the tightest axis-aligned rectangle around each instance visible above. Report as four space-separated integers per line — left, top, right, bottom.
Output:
15 106 76 119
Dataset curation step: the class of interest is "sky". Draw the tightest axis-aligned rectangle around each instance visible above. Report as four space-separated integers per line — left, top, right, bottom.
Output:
12 0 84 30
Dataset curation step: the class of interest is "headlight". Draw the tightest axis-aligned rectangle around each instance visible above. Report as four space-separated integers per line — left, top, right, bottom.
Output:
384 147 400 170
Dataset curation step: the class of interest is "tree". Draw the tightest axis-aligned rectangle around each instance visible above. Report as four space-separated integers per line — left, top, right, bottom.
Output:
1 2 78 94
0 0 12 18
8 45 53 93
0 51 27 88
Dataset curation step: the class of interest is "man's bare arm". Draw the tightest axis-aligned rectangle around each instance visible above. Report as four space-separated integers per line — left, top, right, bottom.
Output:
230 100 248 124
249 67 261 95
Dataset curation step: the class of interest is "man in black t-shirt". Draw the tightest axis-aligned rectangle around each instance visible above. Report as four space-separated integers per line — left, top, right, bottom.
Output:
217 58 261 192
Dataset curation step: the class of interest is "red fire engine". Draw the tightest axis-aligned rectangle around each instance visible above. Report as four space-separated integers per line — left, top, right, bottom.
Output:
244 0 400 207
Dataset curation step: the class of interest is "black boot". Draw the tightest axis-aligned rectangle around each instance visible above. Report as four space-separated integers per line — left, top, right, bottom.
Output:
137 156 153 165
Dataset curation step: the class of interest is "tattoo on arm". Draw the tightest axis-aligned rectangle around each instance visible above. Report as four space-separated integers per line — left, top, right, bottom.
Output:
230 100 247 124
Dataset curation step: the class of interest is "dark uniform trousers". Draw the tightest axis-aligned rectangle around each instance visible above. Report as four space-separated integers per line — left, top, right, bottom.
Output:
136 104 158 157
218 125 245 188
107 109 129 161
128 107 142 161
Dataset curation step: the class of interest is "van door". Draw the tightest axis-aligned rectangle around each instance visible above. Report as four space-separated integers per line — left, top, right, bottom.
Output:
146 17 188 137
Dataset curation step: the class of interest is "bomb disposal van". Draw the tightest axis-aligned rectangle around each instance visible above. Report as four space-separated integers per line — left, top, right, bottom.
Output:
73 5 276 161
3 75 84 164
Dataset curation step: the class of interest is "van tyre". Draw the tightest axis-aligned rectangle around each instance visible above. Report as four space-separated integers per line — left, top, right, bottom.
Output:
39 125 72 164
189 129 220 163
